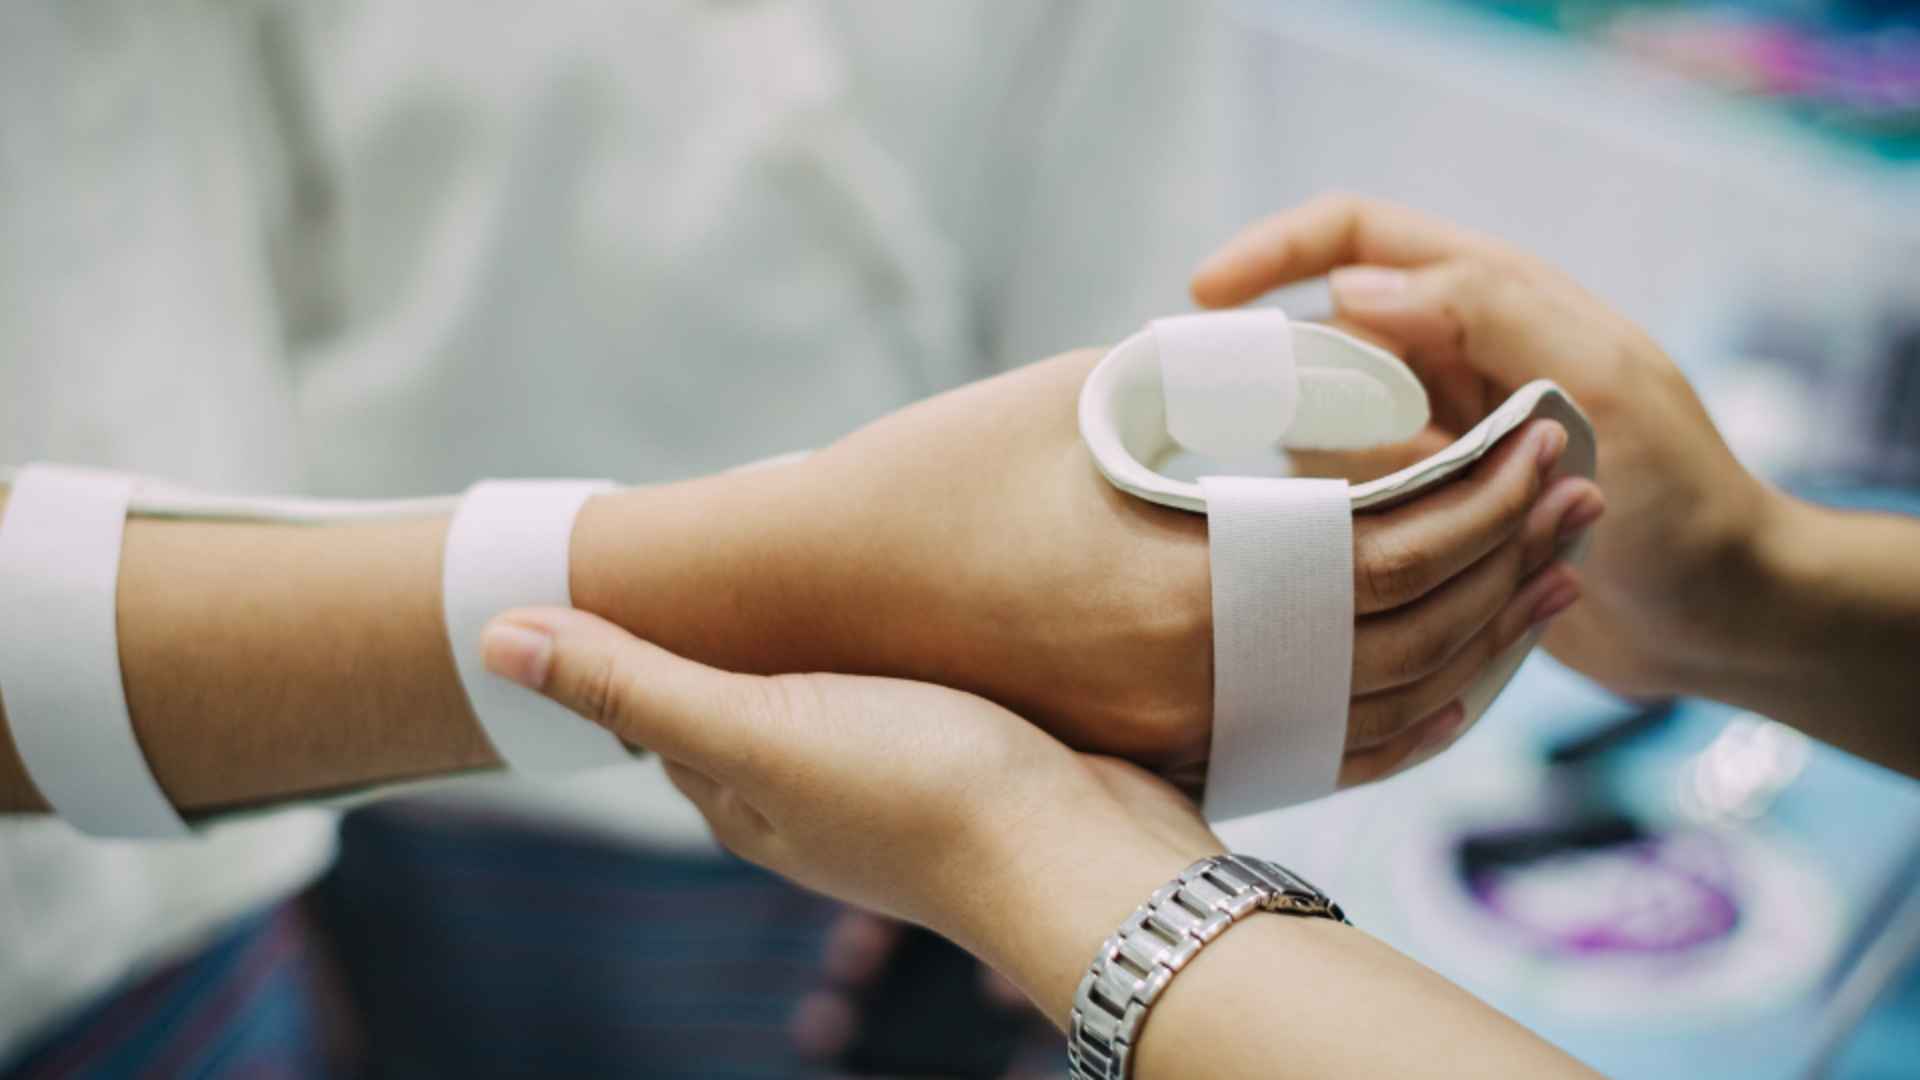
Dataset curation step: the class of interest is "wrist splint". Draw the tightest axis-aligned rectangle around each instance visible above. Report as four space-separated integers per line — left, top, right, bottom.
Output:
1078 310 1597 821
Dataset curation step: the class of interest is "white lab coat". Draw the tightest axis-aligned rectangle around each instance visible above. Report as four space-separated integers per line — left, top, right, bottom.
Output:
0 0 1236 1058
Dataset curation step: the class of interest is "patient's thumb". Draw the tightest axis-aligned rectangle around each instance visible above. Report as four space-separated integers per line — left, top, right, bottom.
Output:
482 607 749 772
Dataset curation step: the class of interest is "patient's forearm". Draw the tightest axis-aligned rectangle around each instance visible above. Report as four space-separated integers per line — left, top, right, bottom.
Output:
0 468 821 816
0 505 482 814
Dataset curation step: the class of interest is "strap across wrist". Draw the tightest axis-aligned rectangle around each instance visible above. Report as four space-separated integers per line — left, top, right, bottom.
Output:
442 479 634 773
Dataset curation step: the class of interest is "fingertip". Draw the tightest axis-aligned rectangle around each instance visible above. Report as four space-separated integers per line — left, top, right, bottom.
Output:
1529 569 1583 627
1192 220 1291 308
1416 700 1468 751
1189 261 1248 309
1530 419 1569 475
1558 482 1607 539
1404 700 1472 768
481 617 555 691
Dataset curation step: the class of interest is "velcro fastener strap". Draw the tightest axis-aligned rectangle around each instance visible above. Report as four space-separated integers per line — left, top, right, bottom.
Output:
443 479 631 773
0 464 190 838
1155 311 1298 458
1199 476 1353 822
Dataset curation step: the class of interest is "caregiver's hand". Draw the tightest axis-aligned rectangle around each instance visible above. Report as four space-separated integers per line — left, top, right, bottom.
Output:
1193 194 1920 774
479 609 1597 1079
795 351 1598 786
481 605 1221 1003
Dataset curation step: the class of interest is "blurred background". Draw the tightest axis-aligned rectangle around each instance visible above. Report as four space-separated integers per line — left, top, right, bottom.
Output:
3 0 1917 1077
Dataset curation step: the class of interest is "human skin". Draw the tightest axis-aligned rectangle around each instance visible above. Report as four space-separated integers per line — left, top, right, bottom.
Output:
1192 193 1920 778
1 349 1599 815
485 605 1601 1080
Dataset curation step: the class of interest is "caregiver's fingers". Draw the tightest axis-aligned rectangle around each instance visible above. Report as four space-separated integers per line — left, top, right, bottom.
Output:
1348 562 1583 751
1349 419 1564 615
1190 193 1488 309
661 758 777 852
482 606 772 779
1351 473 1605 697
1331 259 1590 396
1330 263 1475 363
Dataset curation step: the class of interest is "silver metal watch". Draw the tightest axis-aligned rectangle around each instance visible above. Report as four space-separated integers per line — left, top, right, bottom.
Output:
1067 853 1350 1079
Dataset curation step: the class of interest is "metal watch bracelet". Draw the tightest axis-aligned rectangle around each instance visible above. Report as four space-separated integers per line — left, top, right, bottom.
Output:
1067 853 1350 1080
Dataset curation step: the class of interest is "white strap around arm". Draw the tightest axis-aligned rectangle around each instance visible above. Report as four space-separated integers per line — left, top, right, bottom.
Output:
1199 476 1354 822
442 479 633 773
1157 313 1358 821
1157 311 1298 458
0 465 190 838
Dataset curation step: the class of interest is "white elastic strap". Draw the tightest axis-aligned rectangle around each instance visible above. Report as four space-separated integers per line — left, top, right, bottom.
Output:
443 480 631 773
1155 310 1298 458
0 465 190 838
1199 476 1353 822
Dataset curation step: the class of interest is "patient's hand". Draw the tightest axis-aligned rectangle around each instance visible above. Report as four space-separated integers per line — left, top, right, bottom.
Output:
799 349 1601 785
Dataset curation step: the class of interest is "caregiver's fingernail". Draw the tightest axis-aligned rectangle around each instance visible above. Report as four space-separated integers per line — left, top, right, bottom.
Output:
1331 266 1408 305
482 620 553 690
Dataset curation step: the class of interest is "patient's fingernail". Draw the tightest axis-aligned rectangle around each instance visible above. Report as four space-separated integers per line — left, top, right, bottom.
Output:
1331 266 1408 306
1417 701 1467 751
482 620 553 690
1531 577 1582 626
1534 421 1568 473
1557 489 1606 540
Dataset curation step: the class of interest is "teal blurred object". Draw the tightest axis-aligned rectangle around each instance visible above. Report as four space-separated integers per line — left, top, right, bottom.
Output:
1426 0 1920 160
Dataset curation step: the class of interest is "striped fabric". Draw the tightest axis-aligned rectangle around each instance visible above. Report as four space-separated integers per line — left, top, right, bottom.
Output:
311 803 844 1079
4 902 338 1080
9 804 1065 1079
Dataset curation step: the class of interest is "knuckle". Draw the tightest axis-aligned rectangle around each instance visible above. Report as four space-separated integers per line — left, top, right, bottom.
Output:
1356 531 1429 610
1455 256 1519 312
1348 698 1418 750
728 674 815 763
1449 256 1494 296
1393 621 1461 686
1496 451 1542 520
743 673 807 726
574 652 626 732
